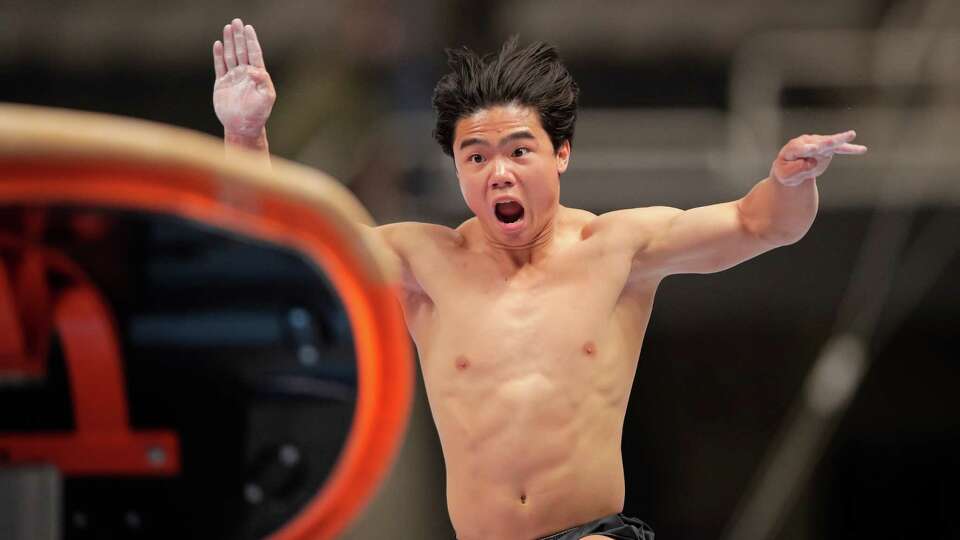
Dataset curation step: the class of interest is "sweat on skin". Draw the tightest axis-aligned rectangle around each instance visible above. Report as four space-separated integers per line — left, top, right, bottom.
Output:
211 17 867 540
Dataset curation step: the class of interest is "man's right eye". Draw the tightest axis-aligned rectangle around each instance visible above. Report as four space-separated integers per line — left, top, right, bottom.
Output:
469 154 484 164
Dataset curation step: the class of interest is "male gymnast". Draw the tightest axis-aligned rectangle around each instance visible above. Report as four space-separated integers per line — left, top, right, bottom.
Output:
211 18 867 540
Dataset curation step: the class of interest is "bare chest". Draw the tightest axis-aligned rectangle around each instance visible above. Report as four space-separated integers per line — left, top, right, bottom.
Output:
416 245 632 358
411 252 652 503
410 245 652 407
434 281 612 372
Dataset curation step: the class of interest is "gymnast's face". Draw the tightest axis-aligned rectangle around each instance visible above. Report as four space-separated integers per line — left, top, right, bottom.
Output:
452 103 570 246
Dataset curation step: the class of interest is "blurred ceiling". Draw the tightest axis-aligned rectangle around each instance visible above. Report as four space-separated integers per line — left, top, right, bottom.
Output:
3 0 960 212
0 0 895 68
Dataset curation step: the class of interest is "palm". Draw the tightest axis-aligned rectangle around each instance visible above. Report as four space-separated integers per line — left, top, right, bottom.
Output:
214 66 274 136
212 18 275 139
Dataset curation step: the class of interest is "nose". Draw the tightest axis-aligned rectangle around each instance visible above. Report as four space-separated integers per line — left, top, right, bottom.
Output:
489 158 514 190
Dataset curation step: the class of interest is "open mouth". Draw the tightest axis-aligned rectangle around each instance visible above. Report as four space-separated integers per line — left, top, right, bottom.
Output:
494 201 525 224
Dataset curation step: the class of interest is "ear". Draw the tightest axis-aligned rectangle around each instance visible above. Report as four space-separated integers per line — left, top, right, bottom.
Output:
556 140 571 174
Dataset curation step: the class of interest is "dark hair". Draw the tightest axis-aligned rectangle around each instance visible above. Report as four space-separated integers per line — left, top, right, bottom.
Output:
432 36 579 156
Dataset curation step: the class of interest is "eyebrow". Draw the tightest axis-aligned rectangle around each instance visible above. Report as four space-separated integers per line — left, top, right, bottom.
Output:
459 130 536 151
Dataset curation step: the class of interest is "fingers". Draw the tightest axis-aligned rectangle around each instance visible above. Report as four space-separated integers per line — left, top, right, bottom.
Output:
828 130 858 143
245 24 265 68
232 19 248 65
213 40 227 78
219 18 264 72
222 23 237 69
817 130 857 151
783 143 818 161
783 130 866 160
834 143 868 155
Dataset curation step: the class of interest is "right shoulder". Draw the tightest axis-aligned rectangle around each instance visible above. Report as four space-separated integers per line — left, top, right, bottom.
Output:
370 222 461 300
375 221 464 257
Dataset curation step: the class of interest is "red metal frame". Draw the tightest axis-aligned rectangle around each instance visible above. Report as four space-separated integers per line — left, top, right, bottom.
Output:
0 156 412 540
0 278 180 475
0 212 54 380
0 261 25 360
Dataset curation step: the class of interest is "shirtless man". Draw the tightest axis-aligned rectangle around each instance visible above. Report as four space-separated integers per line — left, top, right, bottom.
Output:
212 18 867 540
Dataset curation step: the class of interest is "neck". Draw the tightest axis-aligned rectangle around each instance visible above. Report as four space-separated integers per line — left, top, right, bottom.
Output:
481 209 560 268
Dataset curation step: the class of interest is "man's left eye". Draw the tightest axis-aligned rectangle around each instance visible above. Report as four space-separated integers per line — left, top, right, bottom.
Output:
512 147 529 157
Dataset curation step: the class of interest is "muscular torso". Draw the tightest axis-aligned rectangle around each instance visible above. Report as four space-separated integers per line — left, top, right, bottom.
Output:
389 208 659 540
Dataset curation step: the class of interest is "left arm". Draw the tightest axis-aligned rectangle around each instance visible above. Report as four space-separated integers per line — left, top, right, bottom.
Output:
594 131 867 279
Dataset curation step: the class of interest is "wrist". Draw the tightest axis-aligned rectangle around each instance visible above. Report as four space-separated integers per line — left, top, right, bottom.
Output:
769 170 813 188
225 127 268 150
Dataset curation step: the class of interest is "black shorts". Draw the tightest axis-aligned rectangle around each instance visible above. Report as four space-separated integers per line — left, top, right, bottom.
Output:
536 513 654 540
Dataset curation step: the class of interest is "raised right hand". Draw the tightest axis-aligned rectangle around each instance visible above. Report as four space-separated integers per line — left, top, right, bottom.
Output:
212 18 276 140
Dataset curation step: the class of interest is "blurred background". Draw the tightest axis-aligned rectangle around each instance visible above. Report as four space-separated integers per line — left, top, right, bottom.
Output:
2 0 959 538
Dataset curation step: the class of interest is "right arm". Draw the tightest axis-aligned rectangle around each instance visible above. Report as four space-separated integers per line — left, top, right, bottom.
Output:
363 223 428 300
212 21 428 308
212 18 275 167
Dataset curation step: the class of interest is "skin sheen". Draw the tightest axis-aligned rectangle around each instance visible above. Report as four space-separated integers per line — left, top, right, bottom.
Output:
212 18 867 540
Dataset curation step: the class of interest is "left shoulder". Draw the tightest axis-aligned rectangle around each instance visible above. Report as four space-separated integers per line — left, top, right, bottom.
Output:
582 206 682 242
557 206 597 238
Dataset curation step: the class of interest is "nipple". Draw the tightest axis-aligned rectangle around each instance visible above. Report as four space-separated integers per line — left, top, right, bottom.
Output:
582 341 596 356
455 355 471 370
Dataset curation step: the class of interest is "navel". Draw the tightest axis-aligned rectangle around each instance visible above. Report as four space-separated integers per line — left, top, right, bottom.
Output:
582 341 596 356
520 493 527 504
455 355 471 370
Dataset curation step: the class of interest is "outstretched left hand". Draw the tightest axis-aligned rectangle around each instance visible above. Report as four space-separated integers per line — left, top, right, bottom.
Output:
771 131 868 187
